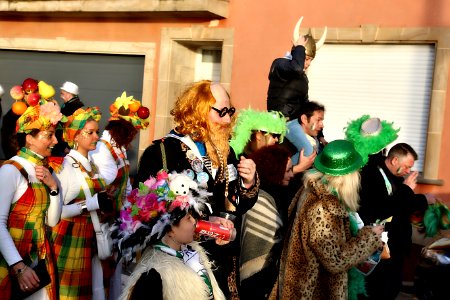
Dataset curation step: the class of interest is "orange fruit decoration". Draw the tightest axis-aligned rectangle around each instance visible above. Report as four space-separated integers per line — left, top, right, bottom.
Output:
12 101 28 115
109 103 117 113
128 100 141 113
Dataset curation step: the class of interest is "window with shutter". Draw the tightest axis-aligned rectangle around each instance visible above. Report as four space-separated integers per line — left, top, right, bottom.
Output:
308 44 435 172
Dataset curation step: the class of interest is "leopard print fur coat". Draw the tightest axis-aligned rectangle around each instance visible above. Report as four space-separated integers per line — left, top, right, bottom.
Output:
269 179 381 300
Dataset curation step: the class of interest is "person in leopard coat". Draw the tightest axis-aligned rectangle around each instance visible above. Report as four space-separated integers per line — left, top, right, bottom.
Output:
269 140 383 300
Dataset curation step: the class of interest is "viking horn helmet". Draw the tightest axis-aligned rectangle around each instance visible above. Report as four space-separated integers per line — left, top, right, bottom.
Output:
292 16 327 58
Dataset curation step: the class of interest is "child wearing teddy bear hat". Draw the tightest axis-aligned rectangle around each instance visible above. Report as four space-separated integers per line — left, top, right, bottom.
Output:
117 170 225 300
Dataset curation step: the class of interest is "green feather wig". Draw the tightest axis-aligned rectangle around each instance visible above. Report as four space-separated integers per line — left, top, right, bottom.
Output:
345 115 400 164
424 202 450 237
230 109 287 158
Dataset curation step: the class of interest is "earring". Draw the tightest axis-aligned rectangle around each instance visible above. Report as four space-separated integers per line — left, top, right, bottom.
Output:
73 141 78 150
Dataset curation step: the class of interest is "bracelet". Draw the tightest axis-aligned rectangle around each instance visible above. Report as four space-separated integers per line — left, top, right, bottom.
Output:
14 265 28 278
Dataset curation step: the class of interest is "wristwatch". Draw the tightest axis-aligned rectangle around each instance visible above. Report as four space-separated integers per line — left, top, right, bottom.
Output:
78 201 88 214
49 189 59 196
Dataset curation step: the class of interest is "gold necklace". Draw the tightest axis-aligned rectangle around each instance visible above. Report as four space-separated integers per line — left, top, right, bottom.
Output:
209 141 234 212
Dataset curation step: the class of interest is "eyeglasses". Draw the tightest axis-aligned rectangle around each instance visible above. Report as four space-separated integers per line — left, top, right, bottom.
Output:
261 131 281 141
271 133 281 140
211 106 236 118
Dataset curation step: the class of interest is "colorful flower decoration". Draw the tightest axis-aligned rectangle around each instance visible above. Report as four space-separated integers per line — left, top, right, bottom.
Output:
16 101 67 133
114 169 211 262
109 91 150 129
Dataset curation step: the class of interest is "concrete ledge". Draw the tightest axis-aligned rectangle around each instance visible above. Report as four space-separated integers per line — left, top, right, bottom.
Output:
0 0 229 19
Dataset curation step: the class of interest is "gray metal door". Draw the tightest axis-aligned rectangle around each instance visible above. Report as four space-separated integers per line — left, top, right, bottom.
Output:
0 50 145 175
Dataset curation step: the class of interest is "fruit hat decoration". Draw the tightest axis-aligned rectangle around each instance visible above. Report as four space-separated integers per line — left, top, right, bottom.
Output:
109 91 150 129
16 101 67 134
10 78 57 116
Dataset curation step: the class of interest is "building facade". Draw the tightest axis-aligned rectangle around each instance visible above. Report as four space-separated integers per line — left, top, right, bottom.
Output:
1 0 450 203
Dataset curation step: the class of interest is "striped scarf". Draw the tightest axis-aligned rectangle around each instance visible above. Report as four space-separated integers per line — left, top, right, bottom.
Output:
239 190 283 281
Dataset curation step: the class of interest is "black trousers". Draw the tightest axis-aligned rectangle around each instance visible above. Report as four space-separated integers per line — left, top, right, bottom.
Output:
362 256 403 300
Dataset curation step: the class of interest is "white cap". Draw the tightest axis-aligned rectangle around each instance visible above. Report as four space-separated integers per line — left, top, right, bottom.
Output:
0 84 4 97
60 81 79 95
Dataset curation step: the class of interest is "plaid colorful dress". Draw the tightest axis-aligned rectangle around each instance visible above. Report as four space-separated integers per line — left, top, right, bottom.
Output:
50 153 106 300
98 139 130 211
0 158 58 300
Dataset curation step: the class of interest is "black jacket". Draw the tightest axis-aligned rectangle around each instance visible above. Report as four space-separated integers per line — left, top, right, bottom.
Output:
358 155 428 256
61 96 84 116
52 96 85 156
267 45 309 120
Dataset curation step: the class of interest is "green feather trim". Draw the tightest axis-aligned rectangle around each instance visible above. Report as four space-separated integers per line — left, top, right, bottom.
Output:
345 115 400 164
424 202 450 237
348 267 367 300
230 109 287 157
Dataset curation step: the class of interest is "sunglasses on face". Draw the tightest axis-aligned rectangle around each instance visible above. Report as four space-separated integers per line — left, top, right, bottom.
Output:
261 131 281 141
212 106 236 118
271 133 281 140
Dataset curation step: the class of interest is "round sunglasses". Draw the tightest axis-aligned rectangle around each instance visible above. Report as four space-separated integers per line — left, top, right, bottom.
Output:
211 106 236 118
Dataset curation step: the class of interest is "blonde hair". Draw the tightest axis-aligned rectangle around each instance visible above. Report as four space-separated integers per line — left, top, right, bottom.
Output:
304 170 361 212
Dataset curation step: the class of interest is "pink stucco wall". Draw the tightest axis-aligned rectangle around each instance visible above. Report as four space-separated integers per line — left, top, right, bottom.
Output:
1 0 450 202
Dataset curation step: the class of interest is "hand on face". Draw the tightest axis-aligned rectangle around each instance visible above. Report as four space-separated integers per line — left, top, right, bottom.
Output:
403 171 418 190
237 156 256 187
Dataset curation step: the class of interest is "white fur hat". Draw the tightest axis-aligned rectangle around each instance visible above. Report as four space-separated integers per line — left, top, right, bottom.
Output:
60 81 79 95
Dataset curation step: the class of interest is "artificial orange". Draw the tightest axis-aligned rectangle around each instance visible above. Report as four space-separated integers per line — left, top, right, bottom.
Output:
109 103 117 113
12 101 28 115
128 101 141 113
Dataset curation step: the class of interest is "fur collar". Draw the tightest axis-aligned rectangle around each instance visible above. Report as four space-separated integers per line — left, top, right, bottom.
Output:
307 179 348 218
121 242 225 300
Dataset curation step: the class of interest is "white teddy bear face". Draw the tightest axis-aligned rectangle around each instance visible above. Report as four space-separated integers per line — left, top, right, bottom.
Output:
169 173 198 196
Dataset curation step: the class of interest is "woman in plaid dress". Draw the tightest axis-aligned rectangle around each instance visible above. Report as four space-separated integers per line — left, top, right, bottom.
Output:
0 102 64 300
50 107 114 300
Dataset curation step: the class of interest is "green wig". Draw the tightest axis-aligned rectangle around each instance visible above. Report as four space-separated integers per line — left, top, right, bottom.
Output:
230 109 287 158
423 202 450 237
345 115 400 164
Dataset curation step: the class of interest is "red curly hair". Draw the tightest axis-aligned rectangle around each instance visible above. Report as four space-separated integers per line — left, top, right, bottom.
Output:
170 80 235 141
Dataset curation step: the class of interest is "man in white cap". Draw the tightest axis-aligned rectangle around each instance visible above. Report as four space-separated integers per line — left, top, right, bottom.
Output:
52 81 85 156
60 81 84 116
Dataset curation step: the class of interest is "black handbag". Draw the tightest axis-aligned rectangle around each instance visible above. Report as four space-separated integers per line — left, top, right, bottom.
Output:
11 259 51 300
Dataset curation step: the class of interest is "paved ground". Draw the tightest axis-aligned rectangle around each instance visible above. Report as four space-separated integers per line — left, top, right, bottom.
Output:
396 292 418 300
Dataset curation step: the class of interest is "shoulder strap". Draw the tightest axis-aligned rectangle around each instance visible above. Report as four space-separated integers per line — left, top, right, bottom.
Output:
100 139 120 162
2 160 30 181
66 155 103 233
159 141 168 171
